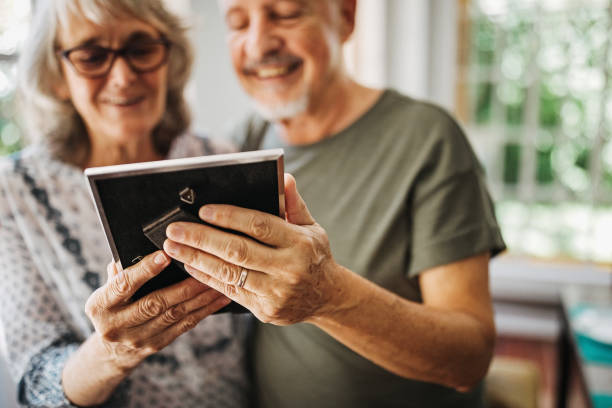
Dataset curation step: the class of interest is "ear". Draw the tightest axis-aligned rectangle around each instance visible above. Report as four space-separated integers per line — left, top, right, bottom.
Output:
338 0 357 42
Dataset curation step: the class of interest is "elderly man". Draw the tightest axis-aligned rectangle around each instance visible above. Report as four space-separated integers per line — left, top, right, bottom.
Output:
163 0 506 407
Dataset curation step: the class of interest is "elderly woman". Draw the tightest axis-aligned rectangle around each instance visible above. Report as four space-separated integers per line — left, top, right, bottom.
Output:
0 1 247 407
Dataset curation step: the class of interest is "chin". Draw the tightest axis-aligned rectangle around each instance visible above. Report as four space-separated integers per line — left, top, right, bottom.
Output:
108 128 153 144
251 94 309 121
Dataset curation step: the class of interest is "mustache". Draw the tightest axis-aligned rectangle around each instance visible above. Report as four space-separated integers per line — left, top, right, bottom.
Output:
242 54 302 73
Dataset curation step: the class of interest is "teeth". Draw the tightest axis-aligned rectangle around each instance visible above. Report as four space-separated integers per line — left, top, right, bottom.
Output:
256 66 289 78
106 97 141 105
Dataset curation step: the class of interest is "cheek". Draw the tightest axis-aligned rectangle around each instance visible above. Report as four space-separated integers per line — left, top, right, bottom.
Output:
292 29 334 73
314 32 337 63
144 71 168 113
66 80 100 117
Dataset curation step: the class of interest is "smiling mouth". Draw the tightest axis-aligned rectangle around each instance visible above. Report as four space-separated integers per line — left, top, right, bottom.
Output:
249 60 303 80
103 96 145 106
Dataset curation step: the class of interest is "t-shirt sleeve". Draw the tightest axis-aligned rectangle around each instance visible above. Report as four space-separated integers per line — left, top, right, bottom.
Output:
406 110 506 277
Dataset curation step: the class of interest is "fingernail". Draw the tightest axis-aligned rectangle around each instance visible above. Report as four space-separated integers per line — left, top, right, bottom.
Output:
167 223 184 241
199 205 214 220
154 252 168 264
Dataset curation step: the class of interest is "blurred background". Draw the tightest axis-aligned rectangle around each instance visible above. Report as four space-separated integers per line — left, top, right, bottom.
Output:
1 1 611 407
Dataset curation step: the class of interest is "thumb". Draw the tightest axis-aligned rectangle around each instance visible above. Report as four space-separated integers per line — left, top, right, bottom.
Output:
106 260 119 283
284 173 315 226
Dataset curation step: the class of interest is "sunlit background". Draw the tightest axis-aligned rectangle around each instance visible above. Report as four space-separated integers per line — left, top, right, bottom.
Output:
460 0 612 264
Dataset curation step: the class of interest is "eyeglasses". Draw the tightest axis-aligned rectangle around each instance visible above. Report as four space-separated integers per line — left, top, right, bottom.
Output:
57 39 171 78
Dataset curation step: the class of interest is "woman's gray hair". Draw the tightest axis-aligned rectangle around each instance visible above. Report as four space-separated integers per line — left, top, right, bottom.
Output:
17 0 193 166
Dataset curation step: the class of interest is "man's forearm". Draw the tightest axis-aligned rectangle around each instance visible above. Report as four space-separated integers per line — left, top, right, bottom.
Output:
307 265 495 391
62 333 132 407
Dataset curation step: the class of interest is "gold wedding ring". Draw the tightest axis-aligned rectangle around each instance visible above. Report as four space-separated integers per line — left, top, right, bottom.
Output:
237 268 248 288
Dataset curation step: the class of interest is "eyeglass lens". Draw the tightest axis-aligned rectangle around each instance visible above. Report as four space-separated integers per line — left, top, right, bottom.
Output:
66 42 169 77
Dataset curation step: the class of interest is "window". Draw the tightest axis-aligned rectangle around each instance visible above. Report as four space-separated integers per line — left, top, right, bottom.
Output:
457 0 612 263
0 0 31 156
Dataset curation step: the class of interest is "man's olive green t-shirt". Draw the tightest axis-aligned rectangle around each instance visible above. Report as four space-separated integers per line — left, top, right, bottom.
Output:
233 90 506 408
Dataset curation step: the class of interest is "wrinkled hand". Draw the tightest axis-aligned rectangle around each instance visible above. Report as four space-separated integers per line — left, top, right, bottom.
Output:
85 251 230 371
163 174 341 325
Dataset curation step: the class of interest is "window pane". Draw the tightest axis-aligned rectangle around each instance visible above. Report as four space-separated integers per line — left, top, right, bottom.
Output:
0 0 31 156
461 0 612 263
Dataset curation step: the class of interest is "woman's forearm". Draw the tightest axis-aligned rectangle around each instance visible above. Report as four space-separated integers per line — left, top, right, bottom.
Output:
62 332 135 407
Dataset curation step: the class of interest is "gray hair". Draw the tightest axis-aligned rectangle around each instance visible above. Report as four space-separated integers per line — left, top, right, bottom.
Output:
17 0 193 166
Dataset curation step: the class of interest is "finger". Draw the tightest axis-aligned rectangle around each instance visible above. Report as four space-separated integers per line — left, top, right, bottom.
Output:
164 224 282 273
284 173 315 226
147 295 233 352
106 261 117 282
197 203 292 247
155 277 210 306
101 251 170 309
107 277 211 330
122 288 225 341
170 248 265 293
184 264 255 309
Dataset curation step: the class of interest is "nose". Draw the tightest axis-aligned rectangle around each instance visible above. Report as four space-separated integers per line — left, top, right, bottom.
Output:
106 55 137 87
245 14 282 60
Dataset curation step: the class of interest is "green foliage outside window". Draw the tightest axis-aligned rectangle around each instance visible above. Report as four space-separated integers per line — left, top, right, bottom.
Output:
467 0 612 263
0 93 21 156
0 0 29 156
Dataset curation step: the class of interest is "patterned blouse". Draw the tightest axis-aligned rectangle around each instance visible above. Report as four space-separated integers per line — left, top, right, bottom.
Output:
0 135 250 407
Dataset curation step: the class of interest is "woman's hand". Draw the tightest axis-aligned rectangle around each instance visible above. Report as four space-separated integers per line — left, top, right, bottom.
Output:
85 250 231 372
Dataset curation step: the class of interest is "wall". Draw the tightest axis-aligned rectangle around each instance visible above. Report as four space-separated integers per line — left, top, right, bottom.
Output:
188 1 251 139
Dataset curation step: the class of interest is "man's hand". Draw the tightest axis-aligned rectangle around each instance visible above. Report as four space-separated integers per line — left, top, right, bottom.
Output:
161 173 495 390
85 251 231 371
163 174 342 325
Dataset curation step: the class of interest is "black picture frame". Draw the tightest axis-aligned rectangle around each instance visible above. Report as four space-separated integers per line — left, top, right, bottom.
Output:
85 149 284 313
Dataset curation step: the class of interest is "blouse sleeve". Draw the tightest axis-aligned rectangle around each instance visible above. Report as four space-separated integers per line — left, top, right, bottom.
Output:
16 341 80 407
0 169 81 407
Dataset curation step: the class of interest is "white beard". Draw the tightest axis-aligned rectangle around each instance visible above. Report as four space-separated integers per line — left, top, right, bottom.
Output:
251 92 310 121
